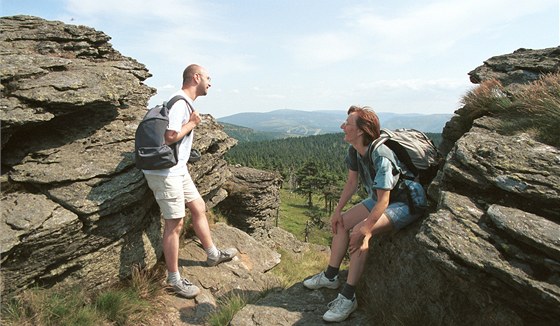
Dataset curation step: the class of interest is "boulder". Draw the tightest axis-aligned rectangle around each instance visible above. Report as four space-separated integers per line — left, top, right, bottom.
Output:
357 47 560 325
216 166 283 233
0 15 236 300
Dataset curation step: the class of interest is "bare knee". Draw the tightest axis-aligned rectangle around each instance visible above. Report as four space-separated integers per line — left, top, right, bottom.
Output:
164 218 184 234
336 221 348 234
188 198 207 219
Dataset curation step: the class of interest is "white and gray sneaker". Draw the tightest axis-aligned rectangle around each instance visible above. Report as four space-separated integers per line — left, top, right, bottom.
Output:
169 278 200 299
206 247 238 267
322 293 358 322
303 271 340 290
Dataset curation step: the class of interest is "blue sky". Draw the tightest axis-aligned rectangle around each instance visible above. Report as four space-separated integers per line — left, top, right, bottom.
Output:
2 0 558 118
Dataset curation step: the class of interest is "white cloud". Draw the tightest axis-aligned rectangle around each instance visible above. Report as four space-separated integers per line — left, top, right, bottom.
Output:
357 78 469 91
344 0 558 61
261 94 286 99
288 32 362 67
65 0 204 24
65 0 229 48
61 0 259 98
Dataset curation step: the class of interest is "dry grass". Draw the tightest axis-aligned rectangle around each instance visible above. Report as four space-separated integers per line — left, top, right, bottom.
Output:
1 265 168 326
461 73 560 147
515 73 560 118
1 285 103 326
512 73 560 146
460 79 511 119
271 247 330 288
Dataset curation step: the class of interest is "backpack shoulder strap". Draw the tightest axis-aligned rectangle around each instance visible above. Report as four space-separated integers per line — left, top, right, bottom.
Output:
377 129 419 177
366 138 401 177
371 133 389 152
164 95 195 138
165 95 194 113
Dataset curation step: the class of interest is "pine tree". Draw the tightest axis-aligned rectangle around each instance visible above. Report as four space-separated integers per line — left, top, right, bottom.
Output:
294 161 321 207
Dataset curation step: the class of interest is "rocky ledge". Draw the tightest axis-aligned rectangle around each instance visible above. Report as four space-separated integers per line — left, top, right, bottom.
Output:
0 15 238 299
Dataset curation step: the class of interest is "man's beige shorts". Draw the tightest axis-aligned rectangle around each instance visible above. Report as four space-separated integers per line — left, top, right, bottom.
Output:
144 173 201 219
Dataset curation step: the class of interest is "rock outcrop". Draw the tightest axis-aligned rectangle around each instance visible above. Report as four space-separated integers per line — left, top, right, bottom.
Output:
159 223 283 325
0 15 237 299
216 166 283 233
355 47 560 325
439 47 560 156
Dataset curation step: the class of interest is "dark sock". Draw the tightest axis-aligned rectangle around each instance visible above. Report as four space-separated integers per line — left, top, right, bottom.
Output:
340 283 355 300
324 265 339 280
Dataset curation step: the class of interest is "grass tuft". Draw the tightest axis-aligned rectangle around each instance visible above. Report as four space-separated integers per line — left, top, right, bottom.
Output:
515 73 560 118
1 286 102 326
461 73 560 147
1 264 167 326
460 79 511 118
271 248 330 288
206 293 250 326
511 73 560 146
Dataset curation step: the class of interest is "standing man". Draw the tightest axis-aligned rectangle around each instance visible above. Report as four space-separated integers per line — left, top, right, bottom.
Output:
143 64 237 299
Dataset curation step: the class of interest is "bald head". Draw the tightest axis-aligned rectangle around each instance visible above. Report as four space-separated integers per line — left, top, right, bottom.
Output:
181 64 212 99
182 64 203 86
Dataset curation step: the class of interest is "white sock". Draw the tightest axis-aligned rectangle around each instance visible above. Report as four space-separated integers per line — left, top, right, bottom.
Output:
167 271 181 284
205 245 220 259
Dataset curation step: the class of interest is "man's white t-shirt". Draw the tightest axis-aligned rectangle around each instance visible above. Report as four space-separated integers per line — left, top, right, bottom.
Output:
142 90 194 177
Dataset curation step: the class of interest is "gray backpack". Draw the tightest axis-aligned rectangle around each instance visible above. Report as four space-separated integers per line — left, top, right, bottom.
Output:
134 95 193 170
370 128 442 187
359 128 441 213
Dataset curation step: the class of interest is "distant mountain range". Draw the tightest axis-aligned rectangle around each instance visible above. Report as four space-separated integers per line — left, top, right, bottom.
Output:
218 109 452 137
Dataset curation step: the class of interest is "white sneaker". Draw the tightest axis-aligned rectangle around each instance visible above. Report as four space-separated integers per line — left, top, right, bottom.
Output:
169 278 200 299
322 293 358 322
206 247 238 267
303 271 340 290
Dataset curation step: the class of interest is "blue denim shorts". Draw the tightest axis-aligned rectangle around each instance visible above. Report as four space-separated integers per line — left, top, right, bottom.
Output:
361 198 420 230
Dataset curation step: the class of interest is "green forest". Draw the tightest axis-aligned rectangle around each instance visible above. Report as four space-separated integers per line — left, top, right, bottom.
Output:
225 132 442 182
224 131 441 213
226 133 348 179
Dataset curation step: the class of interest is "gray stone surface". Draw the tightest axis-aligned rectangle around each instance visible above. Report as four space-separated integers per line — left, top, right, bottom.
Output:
217 166 283 233
0 15 237 300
